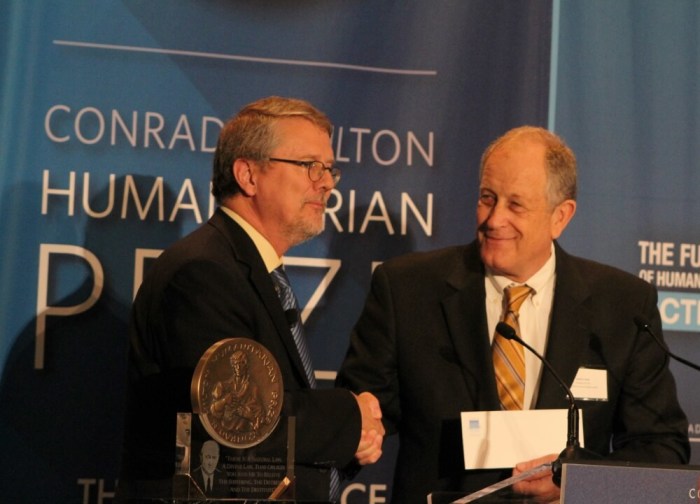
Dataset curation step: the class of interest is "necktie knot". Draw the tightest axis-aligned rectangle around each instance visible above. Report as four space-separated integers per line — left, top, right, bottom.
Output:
271 266 297 311
504 284 533 316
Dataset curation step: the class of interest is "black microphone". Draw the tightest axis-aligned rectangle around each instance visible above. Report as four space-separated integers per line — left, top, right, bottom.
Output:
285 308 299 326
633 315 700 372
495 321 600 487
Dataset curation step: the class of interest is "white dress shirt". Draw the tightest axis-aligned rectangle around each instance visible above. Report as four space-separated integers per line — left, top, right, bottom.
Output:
485 244 556 409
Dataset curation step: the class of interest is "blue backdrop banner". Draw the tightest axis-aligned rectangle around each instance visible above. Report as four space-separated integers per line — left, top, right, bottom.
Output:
553 0 700 463
23 1 700 503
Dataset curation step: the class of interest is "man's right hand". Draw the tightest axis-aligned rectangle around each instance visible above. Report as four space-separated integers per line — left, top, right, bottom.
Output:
354 392 385 465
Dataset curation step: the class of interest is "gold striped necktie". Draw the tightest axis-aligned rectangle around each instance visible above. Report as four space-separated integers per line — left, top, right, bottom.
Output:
493 284 533 410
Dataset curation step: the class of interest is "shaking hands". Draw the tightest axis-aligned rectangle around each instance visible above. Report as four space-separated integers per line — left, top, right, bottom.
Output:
354 391 385 465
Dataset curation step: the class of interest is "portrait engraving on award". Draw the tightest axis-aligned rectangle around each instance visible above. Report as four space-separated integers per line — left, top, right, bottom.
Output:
185 338 293 499
192 338 283 448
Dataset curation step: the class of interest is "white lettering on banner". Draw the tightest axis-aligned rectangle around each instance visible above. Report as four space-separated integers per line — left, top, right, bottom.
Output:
637 240 700 332
42 170 433 236
131 253 342 322
655 270 700 289
638 240 700 269
638 240 675 266
44 104 222 152
42 170 215 223
42 169 77 216
280 257 341 324
36 244 104 369
342 483 388 504
658 293 700 329
43 105 434 166
84 173 116 218
77 478 116 504
134 248 163 300
36 246 339 367
679 243 700 267
333 126 433 167
325 189 433 236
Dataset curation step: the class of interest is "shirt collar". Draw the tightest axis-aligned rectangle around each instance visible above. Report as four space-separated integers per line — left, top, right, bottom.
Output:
219 206 282 273
485 243 556 296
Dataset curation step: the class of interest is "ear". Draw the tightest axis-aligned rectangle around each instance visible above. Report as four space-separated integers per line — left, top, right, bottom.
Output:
551 199 576 239
232 158 258 196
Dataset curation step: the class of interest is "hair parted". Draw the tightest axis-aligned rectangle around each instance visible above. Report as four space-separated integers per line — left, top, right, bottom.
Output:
211 96 333 203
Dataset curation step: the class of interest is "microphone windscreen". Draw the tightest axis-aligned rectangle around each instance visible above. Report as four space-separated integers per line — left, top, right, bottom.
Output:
496 321 517 340
285 309 299 325
633 315 650 329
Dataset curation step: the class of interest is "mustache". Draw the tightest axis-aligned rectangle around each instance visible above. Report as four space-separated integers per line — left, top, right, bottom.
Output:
305 196 328 207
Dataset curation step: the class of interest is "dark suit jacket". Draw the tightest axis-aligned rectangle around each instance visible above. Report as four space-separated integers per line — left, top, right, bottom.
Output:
337 240 689 504
118 208 360 502
191 466 228 498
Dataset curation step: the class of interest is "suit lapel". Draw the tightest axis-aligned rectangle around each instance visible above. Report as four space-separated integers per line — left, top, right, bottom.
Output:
208 209 312 387
441 244 501 411
438 241 595 410
536 243 594 408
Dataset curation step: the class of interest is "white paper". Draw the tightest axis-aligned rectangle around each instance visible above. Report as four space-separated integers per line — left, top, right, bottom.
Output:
461 409 584 469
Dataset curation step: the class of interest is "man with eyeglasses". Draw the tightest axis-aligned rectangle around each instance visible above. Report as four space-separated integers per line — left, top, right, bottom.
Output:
117 96 384 503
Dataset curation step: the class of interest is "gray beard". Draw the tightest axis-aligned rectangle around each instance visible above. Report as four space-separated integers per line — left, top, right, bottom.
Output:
283 219 323 248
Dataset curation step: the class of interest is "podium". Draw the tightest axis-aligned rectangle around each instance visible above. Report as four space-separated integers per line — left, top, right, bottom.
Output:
427 461 700 503
560 460 700 503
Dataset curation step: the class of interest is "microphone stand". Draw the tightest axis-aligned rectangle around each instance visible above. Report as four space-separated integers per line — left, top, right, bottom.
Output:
550 402 601 486
634 315 700 372
496 322 601 487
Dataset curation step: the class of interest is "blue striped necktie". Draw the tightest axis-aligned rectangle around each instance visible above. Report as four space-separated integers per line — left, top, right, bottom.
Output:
270 266 317 387
270 266 340 501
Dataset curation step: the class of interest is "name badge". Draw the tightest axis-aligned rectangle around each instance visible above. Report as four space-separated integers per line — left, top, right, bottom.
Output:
570 367 608 401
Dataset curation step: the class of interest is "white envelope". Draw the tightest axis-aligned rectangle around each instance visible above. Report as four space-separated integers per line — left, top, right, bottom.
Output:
460 409 584 469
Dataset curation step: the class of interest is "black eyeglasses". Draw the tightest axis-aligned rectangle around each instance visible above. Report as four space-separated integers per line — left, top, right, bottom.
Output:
267 158 341 184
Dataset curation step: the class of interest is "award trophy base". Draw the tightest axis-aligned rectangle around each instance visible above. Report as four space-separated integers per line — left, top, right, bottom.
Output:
174 412 296 500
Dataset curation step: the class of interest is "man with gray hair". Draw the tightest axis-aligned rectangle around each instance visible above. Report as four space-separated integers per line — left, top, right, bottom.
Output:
118 96 384 502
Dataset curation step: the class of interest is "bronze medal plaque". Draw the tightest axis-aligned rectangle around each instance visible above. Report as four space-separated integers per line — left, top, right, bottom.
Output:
191 338 283 449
